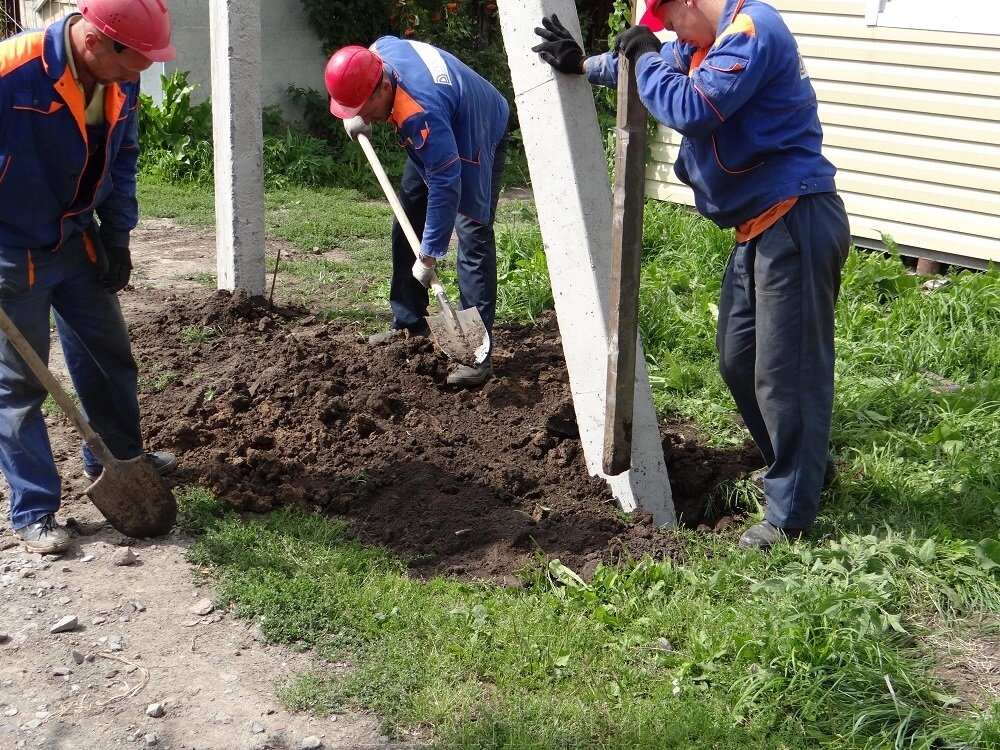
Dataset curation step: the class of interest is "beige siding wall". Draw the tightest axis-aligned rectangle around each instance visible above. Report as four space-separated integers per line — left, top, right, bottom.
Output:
16 0 73 30
644 0 1000 265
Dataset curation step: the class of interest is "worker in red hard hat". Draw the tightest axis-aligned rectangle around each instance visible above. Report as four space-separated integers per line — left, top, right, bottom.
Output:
326 39 510 388
533 1 850 549
0 0 179 555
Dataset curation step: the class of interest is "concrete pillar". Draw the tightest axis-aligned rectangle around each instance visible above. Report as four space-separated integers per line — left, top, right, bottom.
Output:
209 0 265 295
498 1 675 527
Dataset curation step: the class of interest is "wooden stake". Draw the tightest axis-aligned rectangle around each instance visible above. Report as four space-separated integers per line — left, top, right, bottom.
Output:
603 30 649 476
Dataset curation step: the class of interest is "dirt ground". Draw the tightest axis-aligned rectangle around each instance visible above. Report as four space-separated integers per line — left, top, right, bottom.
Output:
0 219 761 749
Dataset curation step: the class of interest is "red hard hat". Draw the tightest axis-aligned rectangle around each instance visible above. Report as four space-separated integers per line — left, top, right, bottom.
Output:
639 1 665 32
77 0 175 62
325 46 384 119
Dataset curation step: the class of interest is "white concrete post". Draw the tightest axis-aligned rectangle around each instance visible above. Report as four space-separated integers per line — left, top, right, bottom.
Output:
209 0 265 295
498 0 675 527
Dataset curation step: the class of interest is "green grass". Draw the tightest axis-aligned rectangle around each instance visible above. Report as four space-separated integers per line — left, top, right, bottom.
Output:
148 178 1000 749
176 488 1000 749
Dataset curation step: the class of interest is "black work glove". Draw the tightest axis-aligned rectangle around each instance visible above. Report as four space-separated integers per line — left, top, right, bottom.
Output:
615 24 662 65
532 14 585 75
100 244 132 293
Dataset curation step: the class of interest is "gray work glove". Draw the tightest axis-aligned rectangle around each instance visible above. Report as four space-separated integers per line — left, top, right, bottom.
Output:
412 254 437 288
343 115 372 142
532 14 586 75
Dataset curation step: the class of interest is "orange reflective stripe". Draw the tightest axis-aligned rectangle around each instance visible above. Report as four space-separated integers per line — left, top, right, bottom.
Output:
82 231 98 262
690 47 710 73
54 69 87 143
735 197 798 242
388 87 424 128
720 14 756 41
0 30 45 75
27 251 35 290
105 84 126 125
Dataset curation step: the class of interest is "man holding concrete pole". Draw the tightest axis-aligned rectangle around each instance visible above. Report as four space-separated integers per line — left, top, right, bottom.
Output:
325 37 510 387
532 0 850 548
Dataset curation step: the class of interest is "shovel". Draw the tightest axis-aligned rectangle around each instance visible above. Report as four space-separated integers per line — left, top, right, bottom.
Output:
0 307 176 538
356 133 490 366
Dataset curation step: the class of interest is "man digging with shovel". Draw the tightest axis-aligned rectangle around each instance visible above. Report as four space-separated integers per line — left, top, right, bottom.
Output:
0 0 178 554
325 38 509 387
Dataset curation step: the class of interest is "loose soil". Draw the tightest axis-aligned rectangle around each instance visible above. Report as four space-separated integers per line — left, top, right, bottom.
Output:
1 219 762 750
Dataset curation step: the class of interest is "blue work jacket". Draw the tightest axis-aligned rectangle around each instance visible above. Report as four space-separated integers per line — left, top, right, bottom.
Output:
0 14 139 251
373 36 509 258
587 0 836 229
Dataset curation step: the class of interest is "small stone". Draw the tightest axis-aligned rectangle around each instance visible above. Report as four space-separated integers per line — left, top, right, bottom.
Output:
145 703 165 719
71 650 85 664
120 602 137 616
2 707 16 717
19 570 34 579
144 733 159 746
107 634 123 652
52 667 71 677
92 616 106 625
49 616 78 634
301 737 323 749
0 633 8 644
250 722 265 734
80 555 94 563
190 598 214 616
24 718 42 729
657 637 674 652
213 712 232 725
113 548 137 567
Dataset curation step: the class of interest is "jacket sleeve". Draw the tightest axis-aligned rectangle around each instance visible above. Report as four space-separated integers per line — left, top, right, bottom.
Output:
96 87 140 249
399 108 461 259
585 43 693 88
635 31 769 138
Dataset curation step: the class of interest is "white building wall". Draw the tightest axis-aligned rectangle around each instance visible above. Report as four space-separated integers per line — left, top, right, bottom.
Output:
17 0 326 119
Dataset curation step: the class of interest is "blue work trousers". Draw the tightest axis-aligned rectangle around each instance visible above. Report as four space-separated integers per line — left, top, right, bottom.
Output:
716 192 851 530
388 137 509 346
0 232 141 530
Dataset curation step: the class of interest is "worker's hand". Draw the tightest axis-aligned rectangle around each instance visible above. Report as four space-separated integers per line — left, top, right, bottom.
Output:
411 254 437 288
532 14 586 75
615 25 662 64
100 245 132 293
343 115 371 142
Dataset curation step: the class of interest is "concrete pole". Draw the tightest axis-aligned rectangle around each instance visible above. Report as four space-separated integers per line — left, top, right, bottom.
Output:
498 1 676 527
209 0 265 295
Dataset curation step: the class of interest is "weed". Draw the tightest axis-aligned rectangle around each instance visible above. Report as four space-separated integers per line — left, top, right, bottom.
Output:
180 325 218 343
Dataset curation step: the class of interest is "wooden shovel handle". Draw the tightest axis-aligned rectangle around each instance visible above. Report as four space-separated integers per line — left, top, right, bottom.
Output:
0 305 112 464
355 134 449 299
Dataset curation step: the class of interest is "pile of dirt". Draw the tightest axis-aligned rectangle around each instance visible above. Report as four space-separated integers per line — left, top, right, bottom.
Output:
131 290 760 582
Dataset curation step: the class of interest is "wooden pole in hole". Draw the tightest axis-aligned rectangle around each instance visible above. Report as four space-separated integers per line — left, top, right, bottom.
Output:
603 12 649 476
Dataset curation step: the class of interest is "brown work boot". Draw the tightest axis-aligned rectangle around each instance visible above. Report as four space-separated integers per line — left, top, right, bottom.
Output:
367 322 430 346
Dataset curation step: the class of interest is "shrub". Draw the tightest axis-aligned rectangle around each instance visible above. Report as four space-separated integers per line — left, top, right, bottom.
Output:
138 70 214 182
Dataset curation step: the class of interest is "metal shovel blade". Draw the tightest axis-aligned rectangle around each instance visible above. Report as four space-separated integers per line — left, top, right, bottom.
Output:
85 455 177 538
426 305 490 366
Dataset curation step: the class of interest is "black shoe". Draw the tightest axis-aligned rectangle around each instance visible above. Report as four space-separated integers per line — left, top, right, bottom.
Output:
368 322 430 346
738 520 807 550
15 514 72 555
85 450 178 480
446 359 493 387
